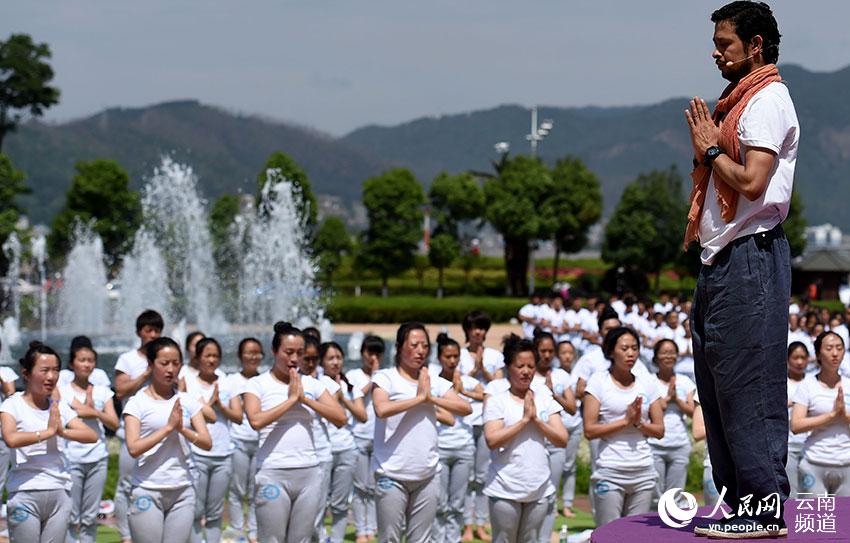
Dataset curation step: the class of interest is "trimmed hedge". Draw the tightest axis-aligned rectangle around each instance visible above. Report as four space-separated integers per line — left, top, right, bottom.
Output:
326 295 526 323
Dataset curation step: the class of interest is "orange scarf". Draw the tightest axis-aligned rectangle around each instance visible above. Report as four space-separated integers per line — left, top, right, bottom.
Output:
683 64 781 249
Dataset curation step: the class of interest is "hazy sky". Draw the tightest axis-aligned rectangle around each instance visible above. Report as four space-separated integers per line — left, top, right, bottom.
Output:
5 1 850 135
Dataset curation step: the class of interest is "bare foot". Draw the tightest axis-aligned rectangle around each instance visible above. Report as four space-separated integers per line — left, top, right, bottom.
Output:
563 507 576 518
356 536 369 543
476 525 492 541
462 525 474 542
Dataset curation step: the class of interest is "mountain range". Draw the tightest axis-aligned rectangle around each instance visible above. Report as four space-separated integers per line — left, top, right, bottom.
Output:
5 63 849 231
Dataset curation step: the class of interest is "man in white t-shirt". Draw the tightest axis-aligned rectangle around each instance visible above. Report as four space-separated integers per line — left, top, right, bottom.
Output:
518 293 543 339
684 2 797 538
112 309 164 543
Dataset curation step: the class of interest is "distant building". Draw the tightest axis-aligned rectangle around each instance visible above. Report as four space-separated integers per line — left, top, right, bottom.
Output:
793 224 849 301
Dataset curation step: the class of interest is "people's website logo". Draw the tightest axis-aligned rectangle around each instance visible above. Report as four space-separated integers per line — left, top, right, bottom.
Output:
657 487 839 535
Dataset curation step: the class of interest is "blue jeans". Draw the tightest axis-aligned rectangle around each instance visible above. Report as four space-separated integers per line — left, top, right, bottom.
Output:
691 224 790 517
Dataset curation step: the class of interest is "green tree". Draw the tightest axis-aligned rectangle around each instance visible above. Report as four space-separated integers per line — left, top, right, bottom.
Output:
48 159 142 268
602 166 687 292
428 172 484 237
314 216 351 290
784 189 807 258
540 156 602 285
208 194 241 309
483 155 553 296
257 151 317 234
358 168 425 297
0 34 60 150
429 233 459 298
0 153 29 275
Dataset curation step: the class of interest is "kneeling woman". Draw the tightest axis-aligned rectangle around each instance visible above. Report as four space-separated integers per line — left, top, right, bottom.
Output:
123 337 213 543
243 322 346 543
0 342 98 543
483 334 567 543
372 322 472 543
583 327 664 527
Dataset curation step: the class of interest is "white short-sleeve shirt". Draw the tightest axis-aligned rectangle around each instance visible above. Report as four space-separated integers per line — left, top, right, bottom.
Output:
483 390 562 502
792 374 850 467
321 375 359 453
123 388 203 489
371 367 452 481
648 374 696 449
519 304 539 338
225 372 259 443
184 373 243 457
698 82 800 264
584 371 660 470
244 371 326 470
532 369 581 430
59 368 111 388
346 368 376 441
787 377 809 447
437 374 478 450
459 347 505 383
59 383 114 463
0 393 77 492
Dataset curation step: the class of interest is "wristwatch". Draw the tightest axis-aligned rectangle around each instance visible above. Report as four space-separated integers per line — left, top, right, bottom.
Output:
702 146 725 167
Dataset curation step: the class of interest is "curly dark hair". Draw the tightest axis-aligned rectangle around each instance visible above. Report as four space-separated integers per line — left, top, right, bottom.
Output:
711 1 781 64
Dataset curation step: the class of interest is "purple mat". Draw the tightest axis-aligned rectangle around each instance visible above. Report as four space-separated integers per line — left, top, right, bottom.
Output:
591 497 850 542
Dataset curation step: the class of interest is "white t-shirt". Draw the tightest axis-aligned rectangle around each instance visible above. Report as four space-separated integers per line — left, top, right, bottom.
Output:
0 366 18 400
792 374 850 466
244 371 326 470
371 367 453 481
574 347 651 384
58 383 114 463
437 375 479 450
321 375 360 453
123 388 202 489
114 349 149 411
312 375 339 463
519 303 540 338
787 377 808 447
0 393 77 492
459 347 505 383
483 390 562 502
698 82 800 265
184 373 243 457
225 372 259 442
59 368 111 389
648 374 696 448
585 371 660 470
532 369 581 430
347 368 376 441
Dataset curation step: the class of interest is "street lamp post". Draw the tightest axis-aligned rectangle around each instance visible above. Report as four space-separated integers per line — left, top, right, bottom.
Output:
526 106 554 157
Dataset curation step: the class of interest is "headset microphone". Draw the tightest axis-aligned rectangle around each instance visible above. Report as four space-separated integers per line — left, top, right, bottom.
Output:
725 52 758 67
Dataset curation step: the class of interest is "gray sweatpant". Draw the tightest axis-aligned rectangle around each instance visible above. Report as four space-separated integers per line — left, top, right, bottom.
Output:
464 425 490 526
797 457 850 496
7 488 72 543
434 447 473 543
329 448 357 543
314 459 333 541
703 464 720 505
538 443 565 543
115 441 135 540
651 443 691 508
255 465 323 543
352 437 377 537
375 473 440 543
191 454 232 543
786 442 802 499
590 465 656 528
67 458 109 543
561 424 582 508
488 495 549 543
128 485 195 543
228 438 258 540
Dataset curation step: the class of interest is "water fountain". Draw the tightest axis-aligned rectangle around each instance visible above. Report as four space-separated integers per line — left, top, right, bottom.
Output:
3 232 22 325
114 227 172 339
55 222 110 335
31 233 47 342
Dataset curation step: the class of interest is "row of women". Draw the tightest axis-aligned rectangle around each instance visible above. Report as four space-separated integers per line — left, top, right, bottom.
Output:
1 314 848 543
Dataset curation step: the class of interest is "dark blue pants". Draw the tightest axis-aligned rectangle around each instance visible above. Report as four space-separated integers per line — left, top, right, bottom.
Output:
691 224 791 516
